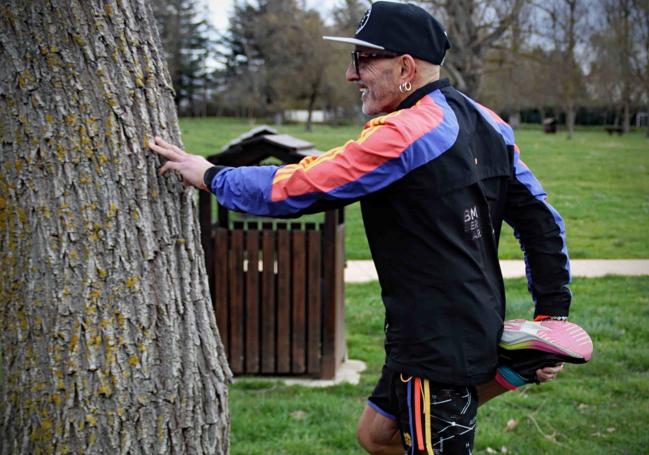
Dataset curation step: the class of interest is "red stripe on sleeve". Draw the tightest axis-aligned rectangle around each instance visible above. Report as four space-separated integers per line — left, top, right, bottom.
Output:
270 96 444 202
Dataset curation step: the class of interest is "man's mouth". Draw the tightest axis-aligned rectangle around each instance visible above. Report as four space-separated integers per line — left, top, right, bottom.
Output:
359 86 368 99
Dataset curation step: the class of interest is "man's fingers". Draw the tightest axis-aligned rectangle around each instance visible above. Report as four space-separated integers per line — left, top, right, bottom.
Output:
159 161 178 175
149 140 180 160
149 137 208 190
154 136 175 149
543 364 564 374
537 363 564 382
155 136 187 157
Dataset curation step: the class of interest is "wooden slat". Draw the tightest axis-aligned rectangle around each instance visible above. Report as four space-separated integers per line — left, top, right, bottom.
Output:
320 210 338 379
245 223 260 373
334 221 347 371
261 223 276 373
229 224 245 374
214 227 229 356
306 224 322 375
291 223 306 374
276 223 291 373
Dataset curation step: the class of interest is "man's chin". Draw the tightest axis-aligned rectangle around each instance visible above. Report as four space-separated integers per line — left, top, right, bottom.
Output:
362 103 379 116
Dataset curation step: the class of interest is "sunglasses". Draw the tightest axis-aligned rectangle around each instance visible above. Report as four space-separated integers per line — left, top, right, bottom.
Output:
351 50 401 76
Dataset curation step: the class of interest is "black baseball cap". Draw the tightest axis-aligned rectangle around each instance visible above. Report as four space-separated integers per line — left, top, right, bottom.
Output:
323 1 451 65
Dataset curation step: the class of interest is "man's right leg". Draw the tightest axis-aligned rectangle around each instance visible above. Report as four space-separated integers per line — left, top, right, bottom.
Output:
358 366 404 454
357 405 403 455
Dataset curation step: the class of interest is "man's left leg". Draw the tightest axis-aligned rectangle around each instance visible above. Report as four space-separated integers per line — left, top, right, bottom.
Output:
394 378 478 454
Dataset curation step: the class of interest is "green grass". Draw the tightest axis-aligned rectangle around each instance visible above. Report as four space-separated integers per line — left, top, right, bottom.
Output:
228 276 649 454
179 117 649 260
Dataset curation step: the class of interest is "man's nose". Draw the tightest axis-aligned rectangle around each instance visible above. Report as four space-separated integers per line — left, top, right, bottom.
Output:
345 62 359 81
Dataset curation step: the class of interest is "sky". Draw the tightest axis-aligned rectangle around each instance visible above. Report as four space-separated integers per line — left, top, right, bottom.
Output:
207 0 341 34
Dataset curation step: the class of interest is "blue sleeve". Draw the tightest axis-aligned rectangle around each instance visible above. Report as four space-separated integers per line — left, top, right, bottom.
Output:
504 153 572 317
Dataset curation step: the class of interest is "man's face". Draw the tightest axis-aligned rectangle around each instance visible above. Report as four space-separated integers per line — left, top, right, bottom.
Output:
346 47 403 116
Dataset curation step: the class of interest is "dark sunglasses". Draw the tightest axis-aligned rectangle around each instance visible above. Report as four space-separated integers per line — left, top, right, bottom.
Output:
351 50 401 76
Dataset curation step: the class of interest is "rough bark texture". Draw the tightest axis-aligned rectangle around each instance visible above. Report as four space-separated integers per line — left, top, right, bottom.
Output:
0 1 231 454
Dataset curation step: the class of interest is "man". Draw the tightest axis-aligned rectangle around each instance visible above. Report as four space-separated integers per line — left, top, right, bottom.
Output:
149 2 572 453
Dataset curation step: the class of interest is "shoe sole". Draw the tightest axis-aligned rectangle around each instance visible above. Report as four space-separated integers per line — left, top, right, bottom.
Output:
500 319 593 361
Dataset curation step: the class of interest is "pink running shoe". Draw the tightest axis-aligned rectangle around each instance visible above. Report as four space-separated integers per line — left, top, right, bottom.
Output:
495 319 594 390
500 319 593 362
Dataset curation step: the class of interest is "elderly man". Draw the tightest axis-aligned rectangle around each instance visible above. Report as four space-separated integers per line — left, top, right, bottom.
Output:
149 2 576 454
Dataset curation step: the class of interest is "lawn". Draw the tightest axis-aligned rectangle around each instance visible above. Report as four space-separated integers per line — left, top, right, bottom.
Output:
179 117 649 260
228 276 649 454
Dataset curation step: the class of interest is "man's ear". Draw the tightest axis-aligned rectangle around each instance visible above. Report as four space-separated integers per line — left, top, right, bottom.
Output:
400 54 417 81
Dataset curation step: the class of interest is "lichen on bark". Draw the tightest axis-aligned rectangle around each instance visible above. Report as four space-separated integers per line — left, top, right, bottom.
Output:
0 1 231 453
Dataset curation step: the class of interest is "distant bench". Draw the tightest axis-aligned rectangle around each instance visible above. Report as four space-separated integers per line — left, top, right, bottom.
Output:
604 126 624 135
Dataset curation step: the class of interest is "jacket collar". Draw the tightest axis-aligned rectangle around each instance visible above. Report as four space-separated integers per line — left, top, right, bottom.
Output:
397 78 450 110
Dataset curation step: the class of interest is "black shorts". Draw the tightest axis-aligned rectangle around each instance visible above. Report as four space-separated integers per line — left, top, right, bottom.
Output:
368 365 478 454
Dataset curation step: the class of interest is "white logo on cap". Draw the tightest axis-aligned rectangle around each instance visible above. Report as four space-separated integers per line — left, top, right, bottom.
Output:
356 6 371 34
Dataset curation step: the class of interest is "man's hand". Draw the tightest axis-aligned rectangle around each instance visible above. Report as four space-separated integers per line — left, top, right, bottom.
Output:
537 363 564 383
148 136 213 191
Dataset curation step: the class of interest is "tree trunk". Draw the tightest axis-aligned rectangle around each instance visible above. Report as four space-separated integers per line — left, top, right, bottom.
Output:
622 101 631 133
0 1 231 454
508 112 521 129
566 107 576 140
305 84 319 133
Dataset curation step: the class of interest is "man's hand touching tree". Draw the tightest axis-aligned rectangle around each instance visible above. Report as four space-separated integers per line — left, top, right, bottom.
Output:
149 136 213 191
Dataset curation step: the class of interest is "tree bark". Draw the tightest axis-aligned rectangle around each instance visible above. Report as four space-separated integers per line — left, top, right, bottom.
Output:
0 1 231 454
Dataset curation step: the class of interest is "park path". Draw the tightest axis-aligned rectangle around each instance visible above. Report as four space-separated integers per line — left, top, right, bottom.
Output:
344 259 649 283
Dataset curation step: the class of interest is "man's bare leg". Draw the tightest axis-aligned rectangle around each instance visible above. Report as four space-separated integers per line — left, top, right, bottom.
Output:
356 406 402 455
476 380 508 405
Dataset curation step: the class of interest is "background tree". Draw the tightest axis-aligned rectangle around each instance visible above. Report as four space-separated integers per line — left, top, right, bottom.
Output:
151 0 216 116
479 4 534 127
326 0 371 122
482 44 560 124
537 0 589 139
220 0 343 127
589 0 639 132
421 0 526 97
631 0 649 137
219 0 268 118
292 10 335 131
0 0 231 453
331 0 369 33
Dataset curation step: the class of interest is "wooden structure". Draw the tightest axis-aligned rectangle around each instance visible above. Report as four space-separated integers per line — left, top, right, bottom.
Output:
198 127 346 379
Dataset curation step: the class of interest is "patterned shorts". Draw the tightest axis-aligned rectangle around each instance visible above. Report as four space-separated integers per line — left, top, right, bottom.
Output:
368 366 478 455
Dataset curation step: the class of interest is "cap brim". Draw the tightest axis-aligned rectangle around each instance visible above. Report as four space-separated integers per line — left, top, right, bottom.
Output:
322 36 384 50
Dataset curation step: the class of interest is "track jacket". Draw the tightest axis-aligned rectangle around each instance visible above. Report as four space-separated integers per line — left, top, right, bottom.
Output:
207 78 571 385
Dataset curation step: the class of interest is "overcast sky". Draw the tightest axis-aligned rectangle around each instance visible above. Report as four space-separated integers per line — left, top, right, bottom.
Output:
208 0 341 34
